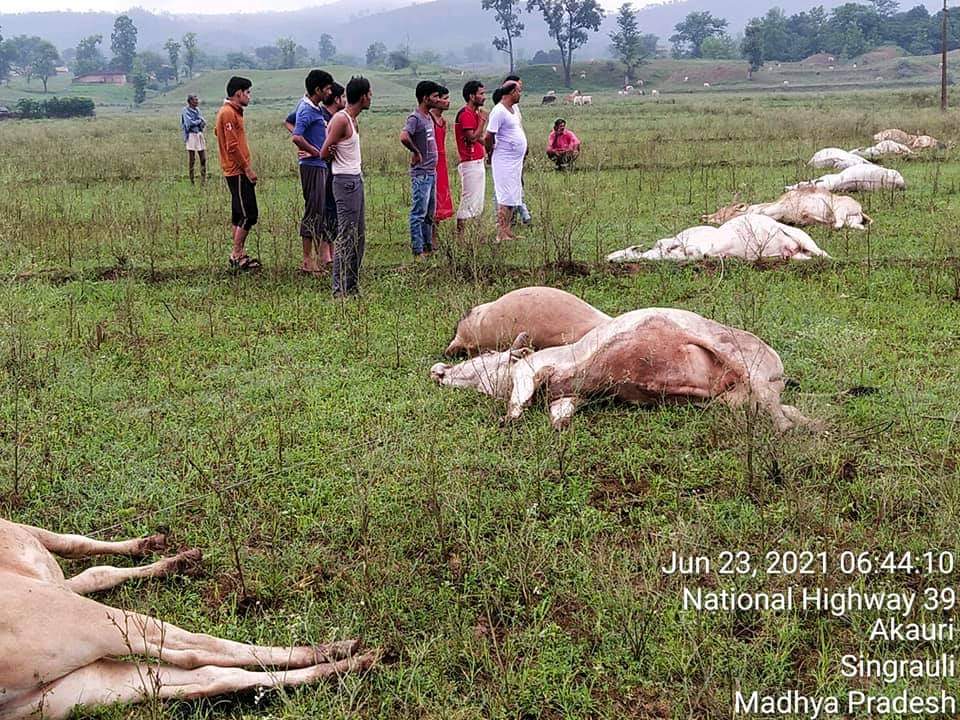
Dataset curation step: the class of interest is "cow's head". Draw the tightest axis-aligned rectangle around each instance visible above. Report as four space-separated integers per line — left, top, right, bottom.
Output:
701 203 748 225
431 333 534 399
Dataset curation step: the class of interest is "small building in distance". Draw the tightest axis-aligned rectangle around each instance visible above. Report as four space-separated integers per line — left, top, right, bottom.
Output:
73 72 127 85
0 106 13 120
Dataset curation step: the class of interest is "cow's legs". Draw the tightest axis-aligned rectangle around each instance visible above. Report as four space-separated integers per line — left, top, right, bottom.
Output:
548 397 580 429
98 607 361 669
18 523 166 559
65 549 201 595
0 654 377 720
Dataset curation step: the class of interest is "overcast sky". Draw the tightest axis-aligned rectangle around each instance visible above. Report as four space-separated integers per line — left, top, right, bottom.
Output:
4 0 635 12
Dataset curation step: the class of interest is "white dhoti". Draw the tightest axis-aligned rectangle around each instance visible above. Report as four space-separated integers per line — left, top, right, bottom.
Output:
492 138 526 207
456 159 486 219
185 132 206 151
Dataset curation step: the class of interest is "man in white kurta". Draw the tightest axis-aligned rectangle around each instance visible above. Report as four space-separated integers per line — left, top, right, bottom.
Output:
484 81 528 241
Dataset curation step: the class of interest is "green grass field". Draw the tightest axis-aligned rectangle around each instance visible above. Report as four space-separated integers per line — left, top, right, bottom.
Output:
2 88 960 718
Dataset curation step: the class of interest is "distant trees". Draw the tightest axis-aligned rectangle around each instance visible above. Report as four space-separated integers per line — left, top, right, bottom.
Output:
670 11 728 58
131 58 147 104
609 3 656 82
75 34 105 75
31 40 59 92
181 32 198 78
0 27 9 85
740 1 960 63
164 38 180 80
482 0 525 74
387 47 410 69
742 19 764 79
226 52 256 69
700 34 739 59
527 0 604 86
16 96 95 118
276 37 297 68
365 41 387 67
317 33 336 63
110 15 138 73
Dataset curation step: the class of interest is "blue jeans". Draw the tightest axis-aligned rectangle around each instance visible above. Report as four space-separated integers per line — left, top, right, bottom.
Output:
410 173 436 255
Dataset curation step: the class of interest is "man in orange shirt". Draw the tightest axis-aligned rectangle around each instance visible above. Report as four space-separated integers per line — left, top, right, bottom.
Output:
215 76 261 271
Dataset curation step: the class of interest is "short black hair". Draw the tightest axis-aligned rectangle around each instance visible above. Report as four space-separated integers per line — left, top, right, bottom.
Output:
438 85 449 97
329 82 345 101
346 76 370 104
415 80 443 103
226 76 252 98
492 87 503 104
554 117 565 130
305 69 334 96
462 80 483 102
504 74 521 83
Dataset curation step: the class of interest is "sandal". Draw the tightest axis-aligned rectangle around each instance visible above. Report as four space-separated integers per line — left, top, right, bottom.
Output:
230 255 262 272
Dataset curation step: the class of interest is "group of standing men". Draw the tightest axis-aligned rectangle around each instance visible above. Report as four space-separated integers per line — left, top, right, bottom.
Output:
181 71 551 295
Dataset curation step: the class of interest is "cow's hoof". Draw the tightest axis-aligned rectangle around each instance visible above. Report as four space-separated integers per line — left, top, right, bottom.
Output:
140 533 168 555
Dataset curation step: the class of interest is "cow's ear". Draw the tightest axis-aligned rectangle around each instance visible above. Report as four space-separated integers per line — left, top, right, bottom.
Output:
510 332 531 351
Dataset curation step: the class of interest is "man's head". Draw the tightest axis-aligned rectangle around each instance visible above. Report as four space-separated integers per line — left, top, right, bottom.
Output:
327 82 346 110
436 85 450 112
462 80 485 108
554 118 566 133
501 81 520 104
305 69 335 101
346 76 372 109
415 80 443 107
226 76 252 105
504 74 523 91
186 94 199 108
492 87 503 105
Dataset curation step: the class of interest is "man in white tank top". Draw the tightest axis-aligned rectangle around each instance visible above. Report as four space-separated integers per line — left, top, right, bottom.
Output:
319 76 372 298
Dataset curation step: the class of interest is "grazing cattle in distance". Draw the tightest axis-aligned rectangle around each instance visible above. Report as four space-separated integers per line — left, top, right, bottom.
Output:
607 215 830 263
703 82 711 87
786 164 906 192
564 90 580 103
852 140 914 159
808 148 870 170
431 309 816 431
541 90 557 105
651 89 659 96
0 518 376 719
701 187 872 231
574 95 593 106
445 286 611 357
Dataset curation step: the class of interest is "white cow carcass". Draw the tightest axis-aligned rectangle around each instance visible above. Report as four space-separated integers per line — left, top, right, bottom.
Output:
808 148 870 170
873 128 913 144
430 309 815 431
787 164 906 192
852 140 914 159
702 187 871 231
607 215 830 263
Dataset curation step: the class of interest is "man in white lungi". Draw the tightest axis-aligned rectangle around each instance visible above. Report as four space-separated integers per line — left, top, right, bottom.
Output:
180 94 207 185
484 81 527 242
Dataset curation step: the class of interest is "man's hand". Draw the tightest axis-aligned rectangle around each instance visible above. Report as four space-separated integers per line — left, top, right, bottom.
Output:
245 167 258 184
410 151 422 167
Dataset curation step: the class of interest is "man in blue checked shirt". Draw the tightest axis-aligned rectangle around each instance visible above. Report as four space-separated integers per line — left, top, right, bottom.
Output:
180 94 207 184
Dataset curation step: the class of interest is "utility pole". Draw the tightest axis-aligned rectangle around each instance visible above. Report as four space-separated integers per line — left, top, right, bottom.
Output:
942 0 948 111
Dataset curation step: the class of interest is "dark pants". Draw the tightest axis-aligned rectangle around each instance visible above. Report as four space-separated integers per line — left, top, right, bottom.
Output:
299 164 330 242
332 174 365 296
225 174 258 230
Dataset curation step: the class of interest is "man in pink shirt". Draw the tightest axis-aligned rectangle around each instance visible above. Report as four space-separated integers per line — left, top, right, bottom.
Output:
546 118 581 170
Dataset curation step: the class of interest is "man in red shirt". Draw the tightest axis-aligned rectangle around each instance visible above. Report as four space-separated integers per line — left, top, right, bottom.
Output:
454 80 487 236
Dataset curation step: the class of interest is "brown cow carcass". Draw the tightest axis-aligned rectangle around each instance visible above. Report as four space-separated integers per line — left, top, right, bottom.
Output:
702 187 871 230
431 308 815 431
445 286 611 356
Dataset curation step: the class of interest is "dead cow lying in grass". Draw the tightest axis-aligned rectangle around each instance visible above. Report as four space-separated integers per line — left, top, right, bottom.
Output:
445 286 611 356
0 518 376 720
874 128 945 150
607 215 830 263
702 187 871 230
786 164 905 192
431 309 815 431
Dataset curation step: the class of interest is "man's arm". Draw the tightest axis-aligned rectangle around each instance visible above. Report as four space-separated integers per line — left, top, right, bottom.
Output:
483 130 495 162
462 109 487 144
319 114 347 162
399 130 422 166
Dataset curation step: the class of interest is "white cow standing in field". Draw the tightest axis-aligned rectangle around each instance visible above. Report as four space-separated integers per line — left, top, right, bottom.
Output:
431 309 816 431
701 187 871 231
606 215 830 263
808 148 870 170
787 164 906 192
573 95 593 106
0 518 377 720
